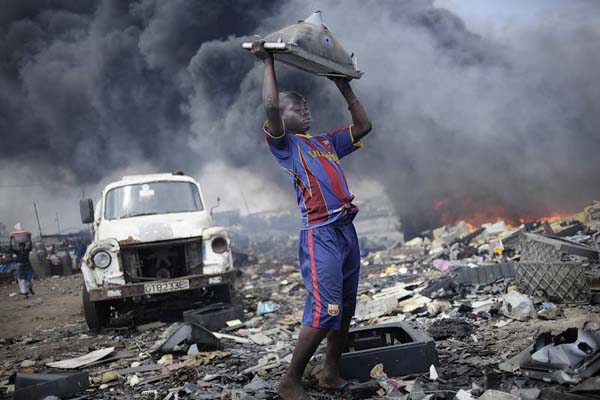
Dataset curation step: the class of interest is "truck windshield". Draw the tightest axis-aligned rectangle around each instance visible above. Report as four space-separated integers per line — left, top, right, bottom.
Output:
104 181 203 220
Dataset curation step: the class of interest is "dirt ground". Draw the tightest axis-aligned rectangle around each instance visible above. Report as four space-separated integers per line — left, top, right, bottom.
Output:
0 274 84 339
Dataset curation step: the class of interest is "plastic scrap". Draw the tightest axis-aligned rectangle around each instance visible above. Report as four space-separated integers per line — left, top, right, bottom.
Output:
256 301 280 315
46 347 115 369
501 291 536 321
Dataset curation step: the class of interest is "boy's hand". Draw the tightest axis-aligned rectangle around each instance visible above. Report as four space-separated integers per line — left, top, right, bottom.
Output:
251 41 273 62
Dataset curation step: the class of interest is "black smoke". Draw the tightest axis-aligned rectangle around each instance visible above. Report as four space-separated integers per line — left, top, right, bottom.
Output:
0 0 280 184
2 0 600 237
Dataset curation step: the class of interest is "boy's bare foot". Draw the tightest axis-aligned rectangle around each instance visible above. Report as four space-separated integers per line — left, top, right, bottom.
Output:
277 375 310 400
317 369 348 390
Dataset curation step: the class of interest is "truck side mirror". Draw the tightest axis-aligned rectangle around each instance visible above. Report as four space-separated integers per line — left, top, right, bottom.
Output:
210 197 221 216
80 198 95 224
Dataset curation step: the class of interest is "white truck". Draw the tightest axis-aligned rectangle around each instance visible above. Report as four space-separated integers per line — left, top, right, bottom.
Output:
79 172 234 330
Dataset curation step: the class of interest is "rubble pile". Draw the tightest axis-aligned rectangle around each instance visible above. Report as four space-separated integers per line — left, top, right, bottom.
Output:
1 202 600 399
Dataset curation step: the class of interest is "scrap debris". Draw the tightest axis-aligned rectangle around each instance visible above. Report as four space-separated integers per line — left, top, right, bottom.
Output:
1 201 600 399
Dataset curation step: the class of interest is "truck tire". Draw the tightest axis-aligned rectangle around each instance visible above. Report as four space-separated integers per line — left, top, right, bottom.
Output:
82 284 110 331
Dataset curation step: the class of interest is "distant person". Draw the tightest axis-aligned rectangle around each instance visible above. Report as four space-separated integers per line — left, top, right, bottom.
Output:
10 232 35 299
252 41 372 399
75 240 87 269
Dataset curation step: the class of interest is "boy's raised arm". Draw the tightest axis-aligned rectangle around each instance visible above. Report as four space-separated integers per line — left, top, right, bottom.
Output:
330 77 372 141
251 41 284 137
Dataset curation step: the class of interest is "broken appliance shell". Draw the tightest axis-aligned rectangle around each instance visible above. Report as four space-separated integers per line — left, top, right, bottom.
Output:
14 371 89 400
183 302 243 332
242 11 362 79
340 322 439 381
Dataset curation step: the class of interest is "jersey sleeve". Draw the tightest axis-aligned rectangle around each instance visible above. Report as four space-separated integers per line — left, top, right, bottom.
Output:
264 120 291 160
326 124 364 159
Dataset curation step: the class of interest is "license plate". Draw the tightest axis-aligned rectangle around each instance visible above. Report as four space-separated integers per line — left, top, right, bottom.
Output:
144 279 190 295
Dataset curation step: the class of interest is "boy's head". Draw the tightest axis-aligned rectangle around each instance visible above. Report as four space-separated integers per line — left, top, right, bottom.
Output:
280 91 311 133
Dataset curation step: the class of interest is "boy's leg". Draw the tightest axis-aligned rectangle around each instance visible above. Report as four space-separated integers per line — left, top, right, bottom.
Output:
319 315 351 388
279 227 343 398
278 326 328 399
319 221 361 388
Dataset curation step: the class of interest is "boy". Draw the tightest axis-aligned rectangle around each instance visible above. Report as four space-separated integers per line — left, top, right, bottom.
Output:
251 41 372 400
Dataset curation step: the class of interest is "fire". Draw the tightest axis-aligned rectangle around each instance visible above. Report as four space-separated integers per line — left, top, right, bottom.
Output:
433 197 575 230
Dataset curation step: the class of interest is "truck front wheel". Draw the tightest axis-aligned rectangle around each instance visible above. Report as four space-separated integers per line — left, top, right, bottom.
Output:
82 284 111 331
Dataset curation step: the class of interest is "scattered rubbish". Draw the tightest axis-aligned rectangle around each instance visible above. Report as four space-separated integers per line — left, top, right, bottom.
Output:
141 389 159 399
243 354 280 374
100 371 120 383
182 351 230 367
157 354 173 366
152 322 219 353
46 347 115 369
500 328 600 384
249 332 273 345
501 291 536 321
14 371 89 400
212 331 251 344
370 363 394 394
243 375 270 392
113 364 161 375
183 303 243 332
399 295 431 314
510 388 541 399
515 262 591 304
242 11 363 79
256 301 280 315
537 302 560 320
340 322 438 381
4 199 600 398
519 232 599 262
429 364 439 381
187 344 199 356
127 374 140 387
428 319 472 340
433 259 450 272
136 321 166 332
20 360 36 368
478 389 519 400
452 262 514 286
455 389 474 400
343 381 383 399
530 329 599 369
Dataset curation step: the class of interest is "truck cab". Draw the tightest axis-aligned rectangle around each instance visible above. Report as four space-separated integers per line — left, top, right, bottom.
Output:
79 172 234 330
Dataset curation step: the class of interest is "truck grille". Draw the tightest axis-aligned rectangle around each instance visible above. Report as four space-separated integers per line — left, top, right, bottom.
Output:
120 238 203 282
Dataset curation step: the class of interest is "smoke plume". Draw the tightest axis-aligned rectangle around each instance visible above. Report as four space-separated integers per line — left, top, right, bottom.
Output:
1 0 600 237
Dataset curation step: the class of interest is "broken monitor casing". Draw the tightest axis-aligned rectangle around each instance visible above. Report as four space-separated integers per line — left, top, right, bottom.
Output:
339 322 439 381
243 11 363 79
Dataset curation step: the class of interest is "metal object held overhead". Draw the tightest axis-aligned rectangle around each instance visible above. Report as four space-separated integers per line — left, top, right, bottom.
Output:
242 11 363 79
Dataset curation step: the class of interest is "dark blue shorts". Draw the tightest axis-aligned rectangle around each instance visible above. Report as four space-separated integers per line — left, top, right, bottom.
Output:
299 217 361 331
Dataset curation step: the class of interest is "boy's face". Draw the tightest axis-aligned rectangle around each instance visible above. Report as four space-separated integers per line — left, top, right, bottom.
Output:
281 96 311 133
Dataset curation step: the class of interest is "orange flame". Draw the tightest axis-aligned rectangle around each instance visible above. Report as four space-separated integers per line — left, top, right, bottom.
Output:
433 197 575 230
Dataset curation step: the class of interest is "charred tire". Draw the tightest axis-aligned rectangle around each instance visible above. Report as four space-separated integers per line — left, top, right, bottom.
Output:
82 284 110 331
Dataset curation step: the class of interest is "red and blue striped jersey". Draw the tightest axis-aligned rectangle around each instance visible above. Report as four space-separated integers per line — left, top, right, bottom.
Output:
264 121 364 229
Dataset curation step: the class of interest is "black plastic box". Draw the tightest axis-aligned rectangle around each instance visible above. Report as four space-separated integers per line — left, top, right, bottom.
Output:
183 302 243 331
14 371 89 400
340 322 439 381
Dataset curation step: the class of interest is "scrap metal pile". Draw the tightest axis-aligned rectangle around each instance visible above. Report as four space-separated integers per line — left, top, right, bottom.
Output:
2 201 600 399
